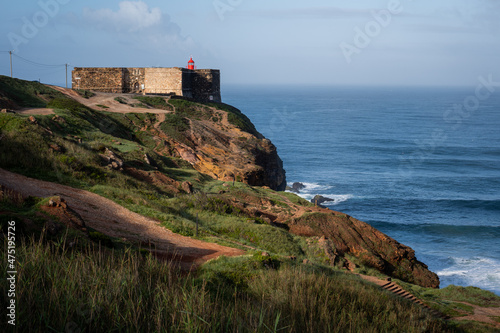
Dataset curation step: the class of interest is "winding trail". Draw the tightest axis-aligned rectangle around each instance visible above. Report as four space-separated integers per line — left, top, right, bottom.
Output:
0 168 244 269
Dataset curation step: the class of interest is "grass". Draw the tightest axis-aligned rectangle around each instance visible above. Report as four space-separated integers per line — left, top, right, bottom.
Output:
75 89 96 99
159 113 192 146
170 98 214 121
0 75 65 108
2 77 499 332
204 101 260 136
133 96 173 111
114 96 127 104
0 234 453 332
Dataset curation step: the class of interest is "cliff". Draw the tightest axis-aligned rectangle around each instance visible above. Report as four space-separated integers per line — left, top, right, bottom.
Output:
151 99 287 191
0 75 437 288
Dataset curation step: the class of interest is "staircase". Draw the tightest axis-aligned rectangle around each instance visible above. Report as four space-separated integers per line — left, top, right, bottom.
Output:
380 281 448 319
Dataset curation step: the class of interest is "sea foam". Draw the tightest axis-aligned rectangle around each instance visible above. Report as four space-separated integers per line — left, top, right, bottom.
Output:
437 257 500 295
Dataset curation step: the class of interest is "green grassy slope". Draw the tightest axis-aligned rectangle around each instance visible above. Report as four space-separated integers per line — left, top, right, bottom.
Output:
0 76 498 332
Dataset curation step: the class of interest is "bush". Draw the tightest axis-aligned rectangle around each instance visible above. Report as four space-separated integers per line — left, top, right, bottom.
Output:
0 75 65 108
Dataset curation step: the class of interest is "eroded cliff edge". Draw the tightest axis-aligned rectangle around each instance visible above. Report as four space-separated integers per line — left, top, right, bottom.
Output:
152 99 287 191
0 76 438 288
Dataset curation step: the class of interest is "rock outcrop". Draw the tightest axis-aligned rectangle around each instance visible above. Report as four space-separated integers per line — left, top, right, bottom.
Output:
212 190 440 288
151 102 286 191
289 211 440 288
311 195 334 207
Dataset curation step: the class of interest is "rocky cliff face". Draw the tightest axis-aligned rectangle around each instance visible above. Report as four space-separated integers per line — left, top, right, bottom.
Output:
212 190 440 288
1 77 437 288
289 211 440 288
151 101 286 191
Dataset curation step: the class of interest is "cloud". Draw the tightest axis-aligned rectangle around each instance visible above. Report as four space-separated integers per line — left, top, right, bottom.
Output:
83 1 161 32
68 1 198 65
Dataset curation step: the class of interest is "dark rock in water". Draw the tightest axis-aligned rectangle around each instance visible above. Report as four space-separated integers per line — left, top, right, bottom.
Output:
311 195 334 206
289 182 305 193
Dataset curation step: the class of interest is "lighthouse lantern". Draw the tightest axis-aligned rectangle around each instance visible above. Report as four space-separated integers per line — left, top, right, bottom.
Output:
187 57 195 70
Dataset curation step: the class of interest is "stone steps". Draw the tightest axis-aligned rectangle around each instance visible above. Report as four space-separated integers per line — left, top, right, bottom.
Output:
380 281 448 320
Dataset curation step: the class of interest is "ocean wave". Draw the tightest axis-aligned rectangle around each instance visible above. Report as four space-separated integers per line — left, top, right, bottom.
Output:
368 220 500 236
357 197 500 215
286 182 354 205
436 257 500 295
319 194 355 206
294 193 355 205
296 182 334 192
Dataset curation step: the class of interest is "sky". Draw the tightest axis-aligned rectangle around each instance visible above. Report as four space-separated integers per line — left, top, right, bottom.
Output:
0 0 499 87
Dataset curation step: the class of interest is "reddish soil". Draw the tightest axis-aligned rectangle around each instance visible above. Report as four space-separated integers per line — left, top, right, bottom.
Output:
0 168 244 269
453 302 500 328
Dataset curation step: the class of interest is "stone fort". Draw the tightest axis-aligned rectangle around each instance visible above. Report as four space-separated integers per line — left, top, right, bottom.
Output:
71 58 221 102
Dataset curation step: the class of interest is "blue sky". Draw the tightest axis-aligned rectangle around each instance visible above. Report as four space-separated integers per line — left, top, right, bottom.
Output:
1 0 499 87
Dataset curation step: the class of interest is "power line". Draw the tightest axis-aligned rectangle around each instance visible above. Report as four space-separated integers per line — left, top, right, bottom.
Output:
13 54 66 68
1 52 71 86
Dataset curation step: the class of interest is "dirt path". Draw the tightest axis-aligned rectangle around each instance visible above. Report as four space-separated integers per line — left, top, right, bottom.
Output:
47 85 173 114
15 108 54 115
0 168 244 269
453 301 500 328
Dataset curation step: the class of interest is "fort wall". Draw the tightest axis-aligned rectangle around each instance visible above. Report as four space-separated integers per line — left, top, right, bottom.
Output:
72 68 124 93
144 68 184 95
72 67 221 102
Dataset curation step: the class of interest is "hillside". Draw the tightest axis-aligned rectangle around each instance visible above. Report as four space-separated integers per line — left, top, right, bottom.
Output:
1 75 499 331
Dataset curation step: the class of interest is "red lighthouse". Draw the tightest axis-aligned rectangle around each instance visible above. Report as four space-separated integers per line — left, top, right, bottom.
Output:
187 57 195 70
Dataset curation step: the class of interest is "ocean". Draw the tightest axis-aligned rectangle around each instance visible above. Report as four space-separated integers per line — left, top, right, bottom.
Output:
223 84 500 295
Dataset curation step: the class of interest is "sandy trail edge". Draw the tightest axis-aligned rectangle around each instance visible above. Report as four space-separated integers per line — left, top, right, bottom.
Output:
0 168 244 269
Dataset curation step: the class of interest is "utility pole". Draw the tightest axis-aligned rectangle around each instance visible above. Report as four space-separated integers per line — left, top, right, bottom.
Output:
65 64 68 88
9 51 13 78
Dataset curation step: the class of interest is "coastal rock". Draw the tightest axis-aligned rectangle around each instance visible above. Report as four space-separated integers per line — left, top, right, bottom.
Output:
154 103 286 191
311 195 334 206
213 188 439 288
289 182 305 193
289 211 440 288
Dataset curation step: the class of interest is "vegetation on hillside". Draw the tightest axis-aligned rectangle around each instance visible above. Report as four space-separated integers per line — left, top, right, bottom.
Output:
0 224 452 332
1 76 499 332
0 76 65 108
